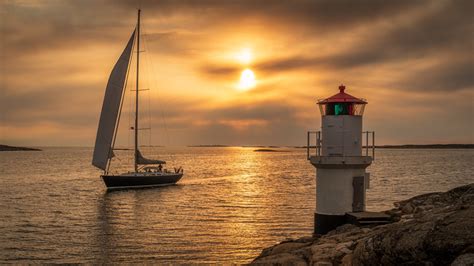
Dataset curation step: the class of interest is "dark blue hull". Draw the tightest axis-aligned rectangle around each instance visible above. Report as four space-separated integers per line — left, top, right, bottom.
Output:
102 173 183 189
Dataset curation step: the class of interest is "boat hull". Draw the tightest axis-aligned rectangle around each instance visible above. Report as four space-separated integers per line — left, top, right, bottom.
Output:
102 172 183 189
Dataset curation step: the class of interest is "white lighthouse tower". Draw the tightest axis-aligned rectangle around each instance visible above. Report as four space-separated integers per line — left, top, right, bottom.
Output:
307 85 375 235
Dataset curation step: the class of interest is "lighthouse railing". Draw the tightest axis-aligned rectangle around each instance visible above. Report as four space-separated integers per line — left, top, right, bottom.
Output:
362 131 375 159
308 130 375 160
307 131 321 159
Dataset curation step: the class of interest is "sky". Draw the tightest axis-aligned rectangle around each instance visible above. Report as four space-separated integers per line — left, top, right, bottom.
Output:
1 0 473 147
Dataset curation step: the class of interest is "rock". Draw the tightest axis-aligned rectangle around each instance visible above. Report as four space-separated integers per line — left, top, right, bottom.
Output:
451 253 474 266
352 186 474 265
251 183 474 265
293 246 313 263
314 262 332 266
296 236 316 243
270 242 311 256
335 241 354 256
251 253 307 265
258 245 277 258
341 254 353 266
401 203 414 214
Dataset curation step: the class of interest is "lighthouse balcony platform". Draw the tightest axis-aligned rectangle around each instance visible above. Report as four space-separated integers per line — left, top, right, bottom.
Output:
309 155 372 168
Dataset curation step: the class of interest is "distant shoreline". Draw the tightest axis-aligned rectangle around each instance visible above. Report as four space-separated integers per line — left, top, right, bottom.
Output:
374 144 474 149
189 144 474 149
0 144 41 151
188 145 284 148
299 144 474 149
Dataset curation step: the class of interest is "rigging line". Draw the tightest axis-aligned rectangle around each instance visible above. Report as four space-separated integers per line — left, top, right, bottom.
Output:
143 28 155 140
148 79 152 150
129 34 140 166
128 51 136 167
142 23 173 157
139 25 151 154
142 26 153 152
143 24 166 158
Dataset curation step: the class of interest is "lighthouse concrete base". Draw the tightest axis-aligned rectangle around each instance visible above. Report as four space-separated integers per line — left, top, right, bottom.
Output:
314 213 346 235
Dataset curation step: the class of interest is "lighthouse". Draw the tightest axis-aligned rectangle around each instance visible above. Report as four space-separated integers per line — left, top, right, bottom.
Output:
307 85 375 235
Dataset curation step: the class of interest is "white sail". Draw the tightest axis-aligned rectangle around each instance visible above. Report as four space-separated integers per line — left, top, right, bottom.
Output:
137 150 166 165
92 30 136 170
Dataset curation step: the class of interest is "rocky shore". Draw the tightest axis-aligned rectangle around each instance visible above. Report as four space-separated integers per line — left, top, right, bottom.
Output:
252 184 474 265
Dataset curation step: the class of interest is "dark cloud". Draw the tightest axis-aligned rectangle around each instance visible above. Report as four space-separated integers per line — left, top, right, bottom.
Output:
142 31 205 56
184 100 309 146
200 65 241 77
117 0 425 30
206 101 297 121
2 0 473 145
186 120 307 146
1 1 133 56
321 0 473 68
198 0 473 92
392 58 474 92
1 0 428 57
0 85 101 127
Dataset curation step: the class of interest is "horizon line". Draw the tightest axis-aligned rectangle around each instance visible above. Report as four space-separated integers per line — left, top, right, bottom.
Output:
2 143 474 149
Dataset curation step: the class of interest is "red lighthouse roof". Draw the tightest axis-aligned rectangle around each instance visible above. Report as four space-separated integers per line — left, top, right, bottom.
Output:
318 85 367 104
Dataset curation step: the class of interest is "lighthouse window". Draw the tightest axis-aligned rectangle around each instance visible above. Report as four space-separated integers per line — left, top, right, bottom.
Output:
326 104 335 115
352 104 365 116
334 104 343 115
320 102 365 116
334 103 351 115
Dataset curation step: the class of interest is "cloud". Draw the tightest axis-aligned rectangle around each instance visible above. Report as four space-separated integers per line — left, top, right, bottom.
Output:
196 0 473 92
391 58 474 92
0 0 429 58
1 0 473 146
115 0 425 30
0 84 101 127
181 100 310 146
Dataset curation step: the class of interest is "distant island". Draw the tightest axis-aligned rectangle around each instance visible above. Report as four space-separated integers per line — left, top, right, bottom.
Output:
254 149 288 152
244 145 281 148
0 144 41 151
188 145 230 147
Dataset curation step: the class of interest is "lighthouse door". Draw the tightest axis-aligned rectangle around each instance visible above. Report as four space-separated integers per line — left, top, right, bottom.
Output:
352 176 365 212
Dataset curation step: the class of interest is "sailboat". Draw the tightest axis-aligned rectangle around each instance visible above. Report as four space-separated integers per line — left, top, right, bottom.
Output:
92 9 183 189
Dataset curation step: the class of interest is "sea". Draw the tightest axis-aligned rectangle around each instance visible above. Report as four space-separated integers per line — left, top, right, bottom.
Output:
0 147 472 263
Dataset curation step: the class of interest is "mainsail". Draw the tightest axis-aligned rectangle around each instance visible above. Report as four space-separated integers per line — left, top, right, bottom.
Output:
92 30 136 170
136 150 166 165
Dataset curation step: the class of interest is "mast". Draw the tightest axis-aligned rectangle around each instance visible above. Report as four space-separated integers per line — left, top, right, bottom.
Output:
134 9 141 172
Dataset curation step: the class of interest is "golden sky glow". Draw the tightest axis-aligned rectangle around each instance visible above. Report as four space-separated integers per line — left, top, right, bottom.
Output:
235 48 253 65
0 0 473 146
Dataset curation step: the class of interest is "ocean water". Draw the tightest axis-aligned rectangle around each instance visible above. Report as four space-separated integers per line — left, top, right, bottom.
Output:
0 147 472 263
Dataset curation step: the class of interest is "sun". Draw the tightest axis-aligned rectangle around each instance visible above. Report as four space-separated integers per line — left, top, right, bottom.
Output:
238 68 256 90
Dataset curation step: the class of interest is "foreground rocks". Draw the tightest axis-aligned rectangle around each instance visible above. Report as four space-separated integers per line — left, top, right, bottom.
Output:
252 184 474 265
